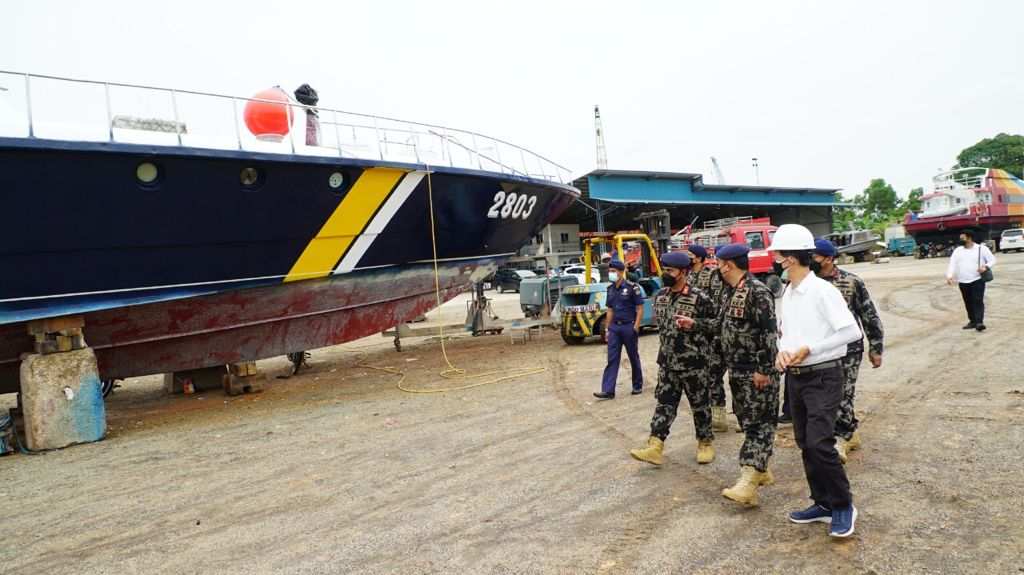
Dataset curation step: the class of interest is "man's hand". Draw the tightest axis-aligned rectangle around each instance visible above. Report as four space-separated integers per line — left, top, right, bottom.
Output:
790 345 810 366
947 277 954 286
869 354 882 368
978 265 988 273
753 371 770 391
674 314 695 330
633 322 641 334
775 351 793 372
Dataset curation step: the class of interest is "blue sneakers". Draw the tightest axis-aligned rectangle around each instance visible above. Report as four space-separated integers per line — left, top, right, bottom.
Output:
829 506 858 538
788 504 832 524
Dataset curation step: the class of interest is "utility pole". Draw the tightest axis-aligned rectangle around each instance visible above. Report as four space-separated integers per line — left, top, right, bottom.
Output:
752 157 760 186
594 105 608 169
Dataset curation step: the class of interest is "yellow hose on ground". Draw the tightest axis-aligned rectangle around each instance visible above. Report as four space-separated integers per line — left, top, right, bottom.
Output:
392 165 548 393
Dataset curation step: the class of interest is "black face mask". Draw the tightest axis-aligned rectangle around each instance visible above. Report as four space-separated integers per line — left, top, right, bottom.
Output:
661 272 677 287
958 239 967 246
809 260 823 274
772 261 785 275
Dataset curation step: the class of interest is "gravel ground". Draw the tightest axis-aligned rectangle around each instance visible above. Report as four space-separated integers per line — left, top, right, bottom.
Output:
2 253 1023 574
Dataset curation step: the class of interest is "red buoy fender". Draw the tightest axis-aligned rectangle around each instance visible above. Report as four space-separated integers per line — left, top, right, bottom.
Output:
243 87 294 140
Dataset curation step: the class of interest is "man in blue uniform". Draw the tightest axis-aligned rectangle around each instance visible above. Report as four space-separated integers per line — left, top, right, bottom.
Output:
594 260 646 399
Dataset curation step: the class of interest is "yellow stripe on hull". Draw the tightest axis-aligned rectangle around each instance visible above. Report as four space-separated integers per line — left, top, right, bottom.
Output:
284 167 406 282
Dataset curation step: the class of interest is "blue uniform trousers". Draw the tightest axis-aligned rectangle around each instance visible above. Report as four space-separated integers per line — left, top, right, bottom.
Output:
601 322 643 394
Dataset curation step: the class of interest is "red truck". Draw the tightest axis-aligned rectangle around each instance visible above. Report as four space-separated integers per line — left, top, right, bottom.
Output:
670 216 784 297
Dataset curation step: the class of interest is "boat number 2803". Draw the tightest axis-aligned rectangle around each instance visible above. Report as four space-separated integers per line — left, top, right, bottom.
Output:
487 191 537 220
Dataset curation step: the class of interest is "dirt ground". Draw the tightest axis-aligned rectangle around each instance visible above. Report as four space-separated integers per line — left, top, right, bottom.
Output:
2 253 1023 575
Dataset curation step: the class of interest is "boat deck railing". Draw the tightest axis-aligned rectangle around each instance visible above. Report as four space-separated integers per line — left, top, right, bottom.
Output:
0 71 572 184
933 168 985 192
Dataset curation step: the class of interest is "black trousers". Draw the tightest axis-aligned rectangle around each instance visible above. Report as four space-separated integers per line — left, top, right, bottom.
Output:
788 366 852 510
958 279 986 325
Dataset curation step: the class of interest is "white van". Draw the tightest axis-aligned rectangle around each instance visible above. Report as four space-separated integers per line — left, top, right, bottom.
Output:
1000 228 1023 252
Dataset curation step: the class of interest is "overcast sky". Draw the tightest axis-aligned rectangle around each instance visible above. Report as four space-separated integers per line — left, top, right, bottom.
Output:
3 0 1022 199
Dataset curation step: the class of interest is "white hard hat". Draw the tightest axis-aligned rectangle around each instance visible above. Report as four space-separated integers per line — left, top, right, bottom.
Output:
767 224 816 251
600 252 612 261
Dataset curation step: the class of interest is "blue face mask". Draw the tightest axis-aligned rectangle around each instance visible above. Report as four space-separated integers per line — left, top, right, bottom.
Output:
609 271 620 282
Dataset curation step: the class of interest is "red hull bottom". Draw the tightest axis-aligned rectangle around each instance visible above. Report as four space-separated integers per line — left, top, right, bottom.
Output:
0 261 485 394
904 214 1023 235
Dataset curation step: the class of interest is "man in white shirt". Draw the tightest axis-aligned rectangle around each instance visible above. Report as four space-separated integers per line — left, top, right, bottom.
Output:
946 229 996 332
769 225 862 539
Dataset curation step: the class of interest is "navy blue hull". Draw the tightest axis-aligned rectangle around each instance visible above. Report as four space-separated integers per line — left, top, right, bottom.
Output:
0 138 577 393
0 138 576 322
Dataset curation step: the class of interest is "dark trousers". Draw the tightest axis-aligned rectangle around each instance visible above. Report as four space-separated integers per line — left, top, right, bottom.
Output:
601 322 643 394
958 279 986 324
782 377 791 418
708 340 727 407
788 367 852 510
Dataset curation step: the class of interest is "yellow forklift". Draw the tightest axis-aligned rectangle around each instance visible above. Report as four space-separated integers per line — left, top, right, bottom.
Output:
559 233 665 345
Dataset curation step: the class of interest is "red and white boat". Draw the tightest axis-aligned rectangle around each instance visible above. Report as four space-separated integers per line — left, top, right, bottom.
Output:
903 167 1024 244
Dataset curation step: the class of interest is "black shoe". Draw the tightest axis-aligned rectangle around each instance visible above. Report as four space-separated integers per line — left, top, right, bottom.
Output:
778 413 792 424
975 324 986 332
631 388 643 395
962 322 977 329
593 392 615 399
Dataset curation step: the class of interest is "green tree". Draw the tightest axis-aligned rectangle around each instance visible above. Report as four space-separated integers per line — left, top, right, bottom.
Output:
832 180 923 232
901 187 924 213
861 178 899 218
832 192 859 232
956 133 1024 178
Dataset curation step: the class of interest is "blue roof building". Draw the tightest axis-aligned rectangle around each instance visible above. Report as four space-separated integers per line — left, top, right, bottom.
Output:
559 169 842 236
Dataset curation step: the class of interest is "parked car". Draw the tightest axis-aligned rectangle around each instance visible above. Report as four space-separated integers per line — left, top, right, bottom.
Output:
560 265 600 285
492 268 537 293
1000 228 1023 252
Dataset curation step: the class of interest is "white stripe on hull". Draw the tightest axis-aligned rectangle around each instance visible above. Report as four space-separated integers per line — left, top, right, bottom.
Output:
333 171 426 274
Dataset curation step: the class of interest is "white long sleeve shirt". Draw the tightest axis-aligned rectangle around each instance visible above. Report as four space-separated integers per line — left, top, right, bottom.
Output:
778 272 862 365
947 244 996 284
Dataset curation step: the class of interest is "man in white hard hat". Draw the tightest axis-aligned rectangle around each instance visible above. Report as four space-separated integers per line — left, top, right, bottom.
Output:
769 224 862 539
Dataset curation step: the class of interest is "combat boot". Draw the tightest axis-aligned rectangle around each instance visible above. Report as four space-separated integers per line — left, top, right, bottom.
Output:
835 437 849 464
712 405 728 431
696 440 714 464
759 467 774 486
722 466 764 506
847 432 862 451
630 436 664 465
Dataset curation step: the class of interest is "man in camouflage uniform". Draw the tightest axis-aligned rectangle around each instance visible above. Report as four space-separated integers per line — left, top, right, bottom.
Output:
687 243 730 431
810 239 883 463
630 251 718 465
685 243 780 506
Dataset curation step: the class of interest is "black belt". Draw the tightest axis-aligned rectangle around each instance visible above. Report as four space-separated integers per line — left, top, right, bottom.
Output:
788 360 841 375
612 320 635 325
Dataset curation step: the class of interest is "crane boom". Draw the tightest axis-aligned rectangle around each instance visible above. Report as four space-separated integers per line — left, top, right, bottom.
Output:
595 105 608 169
710 156 725 184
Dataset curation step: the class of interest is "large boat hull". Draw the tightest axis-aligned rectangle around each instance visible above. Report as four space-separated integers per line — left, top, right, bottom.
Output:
0 260 483 393
903 168 1024 244
0 139 577 393
903 214 1024 244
